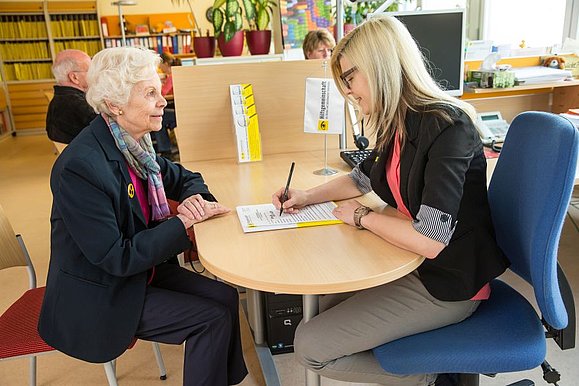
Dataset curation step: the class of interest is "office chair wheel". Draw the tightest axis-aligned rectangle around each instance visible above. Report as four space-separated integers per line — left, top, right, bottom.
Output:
541 361 561 385
506 381 534 386
160 375 167 380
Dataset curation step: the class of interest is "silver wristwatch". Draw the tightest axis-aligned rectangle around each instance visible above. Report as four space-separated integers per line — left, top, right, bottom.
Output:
353 206 373 229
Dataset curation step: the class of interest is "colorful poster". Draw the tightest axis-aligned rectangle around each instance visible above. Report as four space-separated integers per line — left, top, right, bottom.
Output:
280 0 334 49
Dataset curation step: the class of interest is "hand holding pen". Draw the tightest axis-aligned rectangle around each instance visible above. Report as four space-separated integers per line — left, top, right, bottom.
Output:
279 162 295 216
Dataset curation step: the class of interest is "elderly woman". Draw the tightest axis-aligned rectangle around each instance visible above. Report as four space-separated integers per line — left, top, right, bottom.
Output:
39 47 248 386
302 29 336 60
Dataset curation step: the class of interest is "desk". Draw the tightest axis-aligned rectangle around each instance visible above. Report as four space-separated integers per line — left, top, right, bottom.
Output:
186 151 424 386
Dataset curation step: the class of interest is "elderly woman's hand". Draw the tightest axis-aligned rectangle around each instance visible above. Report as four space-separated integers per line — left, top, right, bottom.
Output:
176 195 230 228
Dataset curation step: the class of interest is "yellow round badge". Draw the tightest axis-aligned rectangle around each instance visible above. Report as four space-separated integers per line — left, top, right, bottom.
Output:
127 183 135 198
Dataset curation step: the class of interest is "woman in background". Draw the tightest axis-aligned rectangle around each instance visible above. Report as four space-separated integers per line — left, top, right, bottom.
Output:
155 51 181 157
274 15 509 386
39 47 248 386
302 29 336 60
160 51 182 97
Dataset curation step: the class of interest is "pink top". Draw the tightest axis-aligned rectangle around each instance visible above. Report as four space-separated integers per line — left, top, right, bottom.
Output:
128 165 155 284
128 166 150 224
161 74 173 96
385 133 490 300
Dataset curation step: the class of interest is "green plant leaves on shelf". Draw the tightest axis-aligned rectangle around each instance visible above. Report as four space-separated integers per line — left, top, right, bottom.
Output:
213 0 226 9
212 8 224 36
226 0 239 15
256 7 269 31
224 20 237 41
242 0 256 22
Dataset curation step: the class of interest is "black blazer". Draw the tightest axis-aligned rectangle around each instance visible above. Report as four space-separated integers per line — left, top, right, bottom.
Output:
46 85 98 144
39 116 215 363
359 108 510 301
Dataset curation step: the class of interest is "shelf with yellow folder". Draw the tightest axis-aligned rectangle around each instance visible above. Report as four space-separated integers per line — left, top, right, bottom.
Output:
0 1 101 134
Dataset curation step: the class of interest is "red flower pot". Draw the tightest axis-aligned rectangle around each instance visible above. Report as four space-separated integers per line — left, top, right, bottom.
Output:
246 30 271 55
217 31 245 57
193 36 216 58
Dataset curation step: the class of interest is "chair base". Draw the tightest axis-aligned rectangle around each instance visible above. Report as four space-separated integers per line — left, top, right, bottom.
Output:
506 381 534 386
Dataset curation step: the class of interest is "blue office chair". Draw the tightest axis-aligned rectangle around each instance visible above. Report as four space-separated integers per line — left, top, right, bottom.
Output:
372 111 578 386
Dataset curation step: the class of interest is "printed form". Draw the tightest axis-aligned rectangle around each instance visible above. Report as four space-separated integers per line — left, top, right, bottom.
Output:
236 201 342 233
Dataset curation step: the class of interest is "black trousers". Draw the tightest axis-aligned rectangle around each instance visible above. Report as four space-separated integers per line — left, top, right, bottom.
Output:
136 263 248 385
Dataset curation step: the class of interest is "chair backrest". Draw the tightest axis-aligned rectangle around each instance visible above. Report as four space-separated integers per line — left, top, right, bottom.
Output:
0 203 29 271
52 141 67 154
488 111 578 329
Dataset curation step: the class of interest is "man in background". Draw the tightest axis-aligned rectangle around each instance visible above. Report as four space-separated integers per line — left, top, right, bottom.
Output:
46 49 97 144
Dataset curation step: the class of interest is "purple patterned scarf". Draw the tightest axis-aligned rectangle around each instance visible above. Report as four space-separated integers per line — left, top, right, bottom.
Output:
103 114 170 221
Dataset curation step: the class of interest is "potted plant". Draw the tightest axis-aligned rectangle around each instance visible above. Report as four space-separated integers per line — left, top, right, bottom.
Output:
212 0 245 56
170 0 216 58
194 29 216 58
242 0 277 55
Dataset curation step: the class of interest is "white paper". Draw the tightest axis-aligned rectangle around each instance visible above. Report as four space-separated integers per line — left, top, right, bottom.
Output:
304 78 345 135
236 201 342 233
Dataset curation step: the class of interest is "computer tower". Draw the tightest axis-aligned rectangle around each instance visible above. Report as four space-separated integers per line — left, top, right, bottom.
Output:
264 293 303 354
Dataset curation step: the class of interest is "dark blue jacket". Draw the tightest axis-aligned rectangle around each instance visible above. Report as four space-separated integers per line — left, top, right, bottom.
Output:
39 115 215 363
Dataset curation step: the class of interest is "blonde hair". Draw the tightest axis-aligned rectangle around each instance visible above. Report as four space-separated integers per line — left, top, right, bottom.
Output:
86 47 161 115
330 15 476 149
303 29 336 58
160 51 182 67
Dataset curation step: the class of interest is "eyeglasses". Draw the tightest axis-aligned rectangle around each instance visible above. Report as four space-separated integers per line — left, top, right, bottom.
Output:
339 66 357 89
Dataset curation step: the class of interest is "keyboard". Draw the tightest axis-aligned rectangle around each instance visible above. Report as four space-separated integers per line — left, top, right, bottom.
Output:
340 149 374 168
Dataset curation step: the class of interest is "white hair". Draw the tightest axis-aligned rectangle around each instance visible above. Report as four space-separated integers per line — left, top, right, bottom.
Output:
86 47 161 115
52 49 90 84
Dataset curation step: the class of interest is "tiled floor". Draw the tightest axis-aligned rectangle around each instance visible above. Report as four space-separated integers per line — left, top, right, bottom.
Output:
0 134 577 386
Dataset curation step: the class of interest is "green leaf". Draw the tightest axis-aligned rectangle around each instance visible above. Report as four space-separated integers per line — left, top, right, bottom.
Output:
213 0 226 9
226 0 239 16
242 0 256 22
224 20 236 41
256 7 269 30
234 12 243 31
213 8 224 33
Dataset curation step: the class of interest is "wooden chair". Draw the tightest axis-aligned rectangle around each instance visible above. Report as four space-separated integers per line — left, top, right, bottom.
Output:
52 141 67 154
0 203 167 385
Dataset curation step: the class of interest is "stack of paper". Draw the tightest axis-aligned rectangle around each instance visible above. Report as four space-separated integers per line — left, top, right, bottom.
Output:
512 66 573 84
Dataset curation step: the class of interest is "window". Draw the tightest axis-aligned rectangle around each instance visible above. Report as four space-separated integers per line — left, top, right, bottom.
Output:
482 0 567 47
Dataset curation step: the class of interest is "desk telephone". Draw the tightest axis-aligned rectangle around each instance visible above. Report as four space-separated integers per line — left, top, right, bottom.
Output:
476 111 510 147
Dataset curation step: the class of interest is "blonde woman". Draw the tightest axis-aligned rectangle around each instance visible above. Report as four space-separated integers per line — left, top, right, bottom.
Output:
302 29 336 59
273 15 509 386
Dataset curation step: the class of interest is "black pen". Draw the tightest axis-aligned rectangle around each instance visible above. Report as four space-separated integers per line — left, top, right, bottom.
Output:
280 162 295 216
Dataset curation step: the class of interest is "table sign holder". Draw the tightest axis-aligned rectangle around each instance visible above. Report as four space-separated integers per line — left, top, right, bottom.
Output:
313 60 338 176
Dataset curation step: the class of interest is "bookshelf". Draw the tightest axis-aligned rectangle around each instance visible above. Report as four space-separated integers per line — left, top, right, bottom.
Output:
101 12 195 55
103 32 192 55
0 1 102 134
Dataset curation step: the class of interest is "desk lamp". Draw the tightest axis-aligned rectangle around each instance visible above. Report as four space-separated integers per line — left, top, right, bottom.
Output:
111 1 138 46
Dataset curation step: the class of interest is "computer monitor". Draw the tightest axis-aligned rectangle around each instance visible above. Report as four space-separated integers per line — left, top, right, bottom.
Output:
390 9 466 97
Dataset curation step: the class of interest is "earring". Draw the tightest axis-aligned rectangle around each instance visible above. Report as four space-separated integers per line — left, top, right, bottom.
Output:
118 110 123 115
